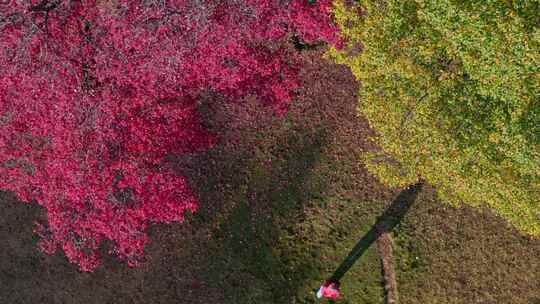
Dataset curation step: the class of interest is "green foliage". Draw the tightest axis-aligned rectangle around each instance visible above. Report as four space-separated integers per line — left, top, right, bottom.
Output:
330 0 540 234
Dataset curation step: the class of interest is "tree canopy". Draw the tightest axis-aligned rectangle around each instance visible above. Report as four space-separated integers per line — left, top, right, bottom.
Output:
331 0 540 234
0 0 340 271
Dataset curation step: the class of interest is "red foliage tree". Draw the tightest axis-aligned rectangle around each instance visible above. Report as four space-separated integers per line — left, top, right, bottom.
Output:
0 0 340 271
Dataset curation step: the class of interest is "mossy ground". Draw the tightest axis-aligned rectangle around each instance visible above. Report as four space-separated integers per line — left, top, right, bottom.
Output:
1 49 539 303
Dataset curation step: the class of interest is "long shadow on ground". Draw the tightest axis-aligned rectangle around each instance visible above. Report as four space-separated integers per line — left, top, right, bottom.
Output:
329 182 424 282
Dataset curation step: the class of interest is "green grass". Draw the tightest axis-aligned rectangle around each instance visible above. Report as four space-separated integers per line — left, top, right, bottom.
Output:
180 102 390 303
392 189 540 304
193 157 540 303
199 180 388 304
183 110 540 303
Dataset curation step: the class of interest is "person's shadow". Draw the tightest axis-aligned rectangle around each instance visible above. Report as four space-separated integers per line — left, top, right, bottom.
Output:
329 182 424 282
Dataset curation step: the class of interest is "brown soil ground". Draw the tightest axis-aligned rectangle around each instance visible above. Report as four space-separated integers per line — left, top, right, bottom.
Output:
377 231 398 304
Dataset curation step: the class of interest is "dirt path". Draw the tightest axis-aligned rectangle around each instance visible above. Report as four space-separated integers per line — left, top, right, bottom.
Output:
377 230 399 304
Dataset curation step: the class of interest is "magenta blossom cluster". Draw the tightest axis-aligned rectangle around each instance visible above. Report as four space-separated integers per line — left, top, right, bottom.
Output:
0 1 341 271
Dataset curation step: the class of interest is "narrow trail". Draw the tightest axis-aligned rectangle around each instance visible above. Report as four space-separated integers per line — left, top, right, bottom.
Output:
377 230 398 304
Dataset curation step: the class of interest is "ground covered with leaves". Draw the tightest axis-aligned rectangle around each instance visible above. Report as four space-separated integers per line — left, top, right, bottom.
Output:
1 49 539 304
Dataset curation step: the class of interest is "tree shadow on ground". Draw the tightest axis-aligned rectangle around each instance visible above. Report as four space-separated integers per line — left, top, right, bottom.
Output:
329 182 424 282
211 133 329 303
171 99 331 302
169 48 382 302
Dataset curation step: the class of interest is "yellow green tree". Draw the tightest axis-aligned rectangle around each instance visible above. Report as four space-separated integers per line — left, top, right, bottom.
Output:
330 0 540 234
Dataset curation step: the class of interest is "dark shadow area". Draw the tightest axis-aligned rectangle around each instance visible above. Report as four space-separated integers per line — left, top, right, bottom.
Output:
329 182 424 282
199 127 329 303
292 35 325 51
